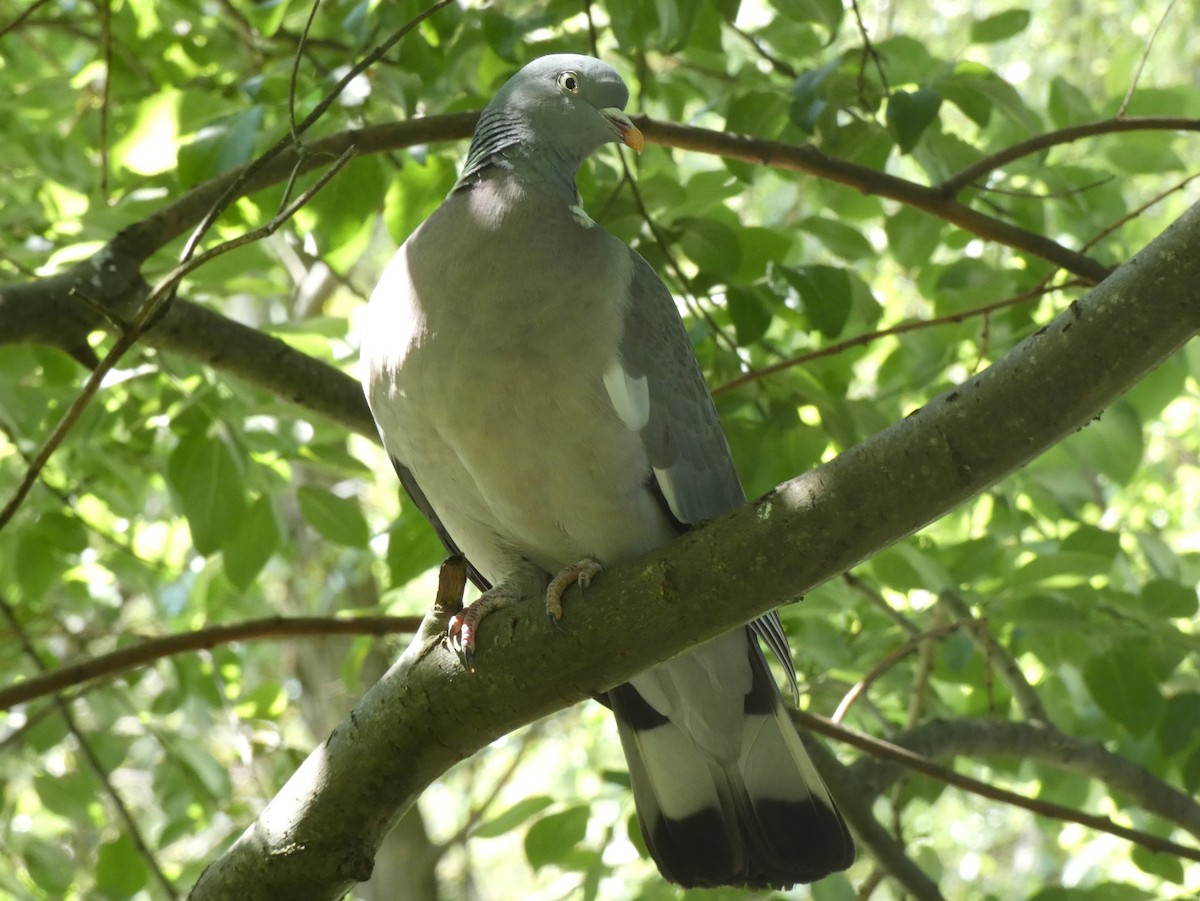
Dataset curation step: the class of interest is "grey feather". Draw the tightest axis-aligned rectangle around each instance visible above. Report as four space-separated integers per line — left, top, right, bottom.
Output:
361 53 852 889
618 251 797 695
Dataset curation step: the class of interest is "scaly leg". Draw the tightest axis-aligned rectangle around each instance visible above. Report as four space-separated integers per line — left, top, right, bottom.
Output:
447 583 523 672
545 556 604 622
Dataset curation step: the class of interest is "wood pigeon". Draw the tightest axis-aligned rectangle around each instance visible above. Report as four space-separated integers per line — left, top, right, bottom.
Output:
361 53 854 888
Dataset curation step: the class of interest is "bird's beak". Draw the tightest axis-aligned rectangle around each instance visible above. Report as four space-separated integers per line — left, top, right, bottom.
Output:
603 109 645 153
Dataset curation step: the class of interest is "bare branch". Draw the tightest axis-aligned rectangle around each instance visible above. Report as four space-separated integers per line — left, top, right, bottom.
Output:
800 711 1200 862
0 615 423 712
938 116 1199 196
843 716 1200 842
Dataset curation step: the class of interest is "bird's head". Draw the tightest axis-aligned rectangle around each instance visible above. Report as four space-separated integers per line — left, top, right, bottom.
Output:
458 54 643 188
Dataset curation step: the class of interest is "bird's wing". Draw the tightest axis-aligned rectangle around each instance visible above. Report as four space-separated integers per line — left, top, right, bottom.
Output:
615 250 795 691
389 456 491 593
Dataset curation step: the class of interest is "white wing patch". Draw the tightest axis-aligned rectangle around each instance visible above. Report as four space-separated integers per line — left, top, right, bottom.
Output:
652 466 682 521
602 361 650 432
568 203 595 228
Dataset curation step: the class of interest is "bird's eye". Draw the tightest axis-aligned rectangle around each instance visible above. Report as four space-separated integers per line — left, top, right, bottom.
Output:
557 71 580 94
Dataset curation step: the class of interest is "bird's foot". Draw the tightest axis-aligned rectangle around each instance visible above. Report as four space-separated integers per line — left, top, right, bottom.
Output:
545 556 605 625
448 584 522 672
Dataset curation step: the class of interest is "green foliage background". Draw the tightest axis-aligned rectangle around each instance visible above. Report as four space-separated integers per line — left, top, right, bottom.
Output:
1 0 1198 898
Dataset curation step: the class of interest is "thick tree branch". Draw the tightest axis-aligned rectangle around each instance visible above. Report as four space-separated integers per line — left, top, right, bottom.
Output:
189 202 1200 898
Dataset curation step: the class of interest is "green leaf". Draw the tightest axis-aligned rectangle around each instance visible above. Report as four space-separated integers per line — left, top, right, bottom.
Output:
936 63 1041 132
887 88 943 154
15 532 60 600
1064 401 1144 484
223 494 280 588
474 796 554 838
524 805 591 870
297 485 371 548
385 507 445 587
245 0 292 37
1011 552 1112 587
726 285 773 345
769 0 844 36
34 770 95 820
95 834 150 899
24 841 75 895
177 105 264 186
1082 643 1164 737
1184 747 1200 795
1060 525 1121 560
1048 76 1095 128
1140 579 1198 618
1158 693 1200 755
1105 132 1186 175
886 206 945 271
970 9 1031 43
167 432 247 556
800 217 874 261
675 216 742 280
778 265 852 338
299 154 388 266
1130 845 1184 884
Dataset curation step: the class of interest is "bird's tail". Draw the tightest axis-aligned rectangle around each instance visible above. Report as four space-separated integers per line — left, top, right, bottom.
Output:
607 629 854 888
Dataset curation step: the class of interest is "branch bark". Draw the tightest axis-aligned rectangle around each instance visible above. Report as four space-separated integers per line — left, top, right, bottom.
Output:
840 716 1200 841
189 202 1200 898
7 115 1195 446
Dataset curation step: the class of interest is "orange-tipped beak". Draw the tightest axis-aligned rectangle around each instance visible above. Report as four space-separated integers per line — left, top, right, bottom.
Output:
604 109 645 153
621 122 645 153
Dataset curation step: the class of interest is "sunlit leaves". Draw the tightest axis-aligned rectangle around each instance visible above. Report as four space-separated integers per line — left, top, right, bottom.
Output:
474 796 554 838
523 806 591 871
223 494 281 588
0 1 1198 899
1083 642 1166 737
177 106 265 186
297 485 371 548
167 432 247 557
887 88 943 153
969 9 1032 44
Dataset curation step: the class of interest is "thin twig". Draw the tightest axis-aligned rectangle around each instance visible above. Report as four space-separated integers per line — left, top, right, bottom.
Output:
98 0 112 198
849 0 889 101
939 116 1199 196
175 0 454 269
289 0 322 145
798 710 1200 864
832 621 967 723
714 278 1079 396
725 21 797 78
0 613 423 712
1081 170 1200 253
906 619 938 726
0 146 357 534
1117 0 1176 118
0 596 178 898
582 0 599 57
842 572 922 636
939 592 1050 723
0 0 54 40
